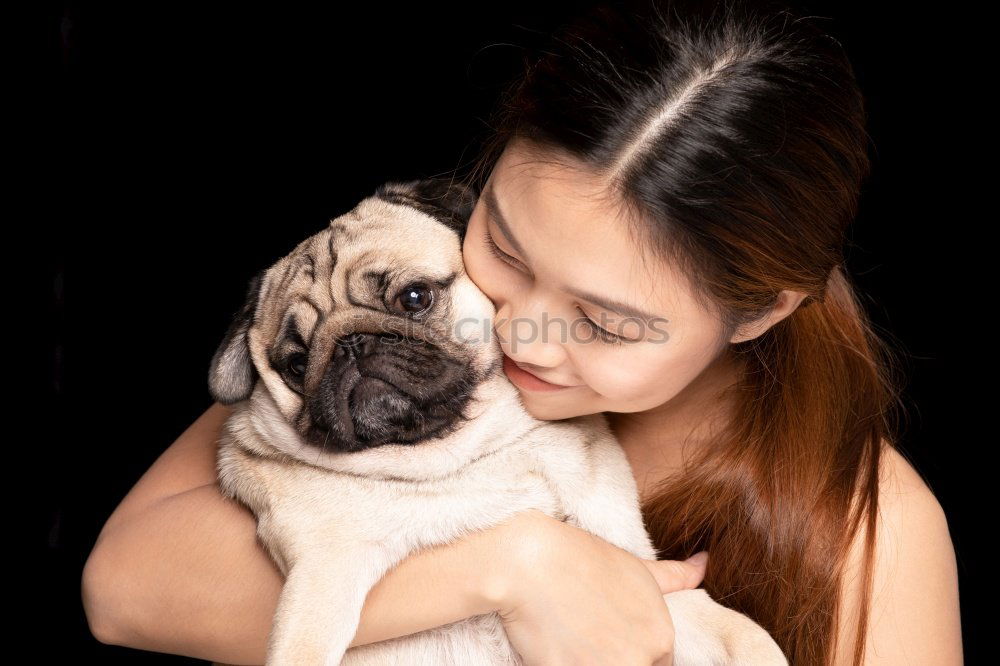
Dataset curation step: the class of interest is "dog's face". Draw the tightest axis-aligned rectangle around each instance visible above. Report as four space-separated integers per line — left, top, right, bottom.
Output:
208 178 502 454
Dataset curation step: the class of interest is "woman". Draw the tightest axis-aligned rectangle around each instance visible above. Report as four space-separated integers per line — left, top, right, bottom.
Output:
81 0 962 664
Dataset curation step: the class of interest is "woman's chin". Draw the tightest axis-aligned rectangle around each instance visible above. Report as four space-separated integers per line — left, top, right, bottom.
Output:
517 392 596 422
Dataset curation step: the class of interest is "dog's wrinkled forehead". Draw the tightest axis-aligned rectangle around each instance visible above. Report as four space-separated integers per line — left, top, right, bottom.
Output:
254 178 478 343
329 196 464 293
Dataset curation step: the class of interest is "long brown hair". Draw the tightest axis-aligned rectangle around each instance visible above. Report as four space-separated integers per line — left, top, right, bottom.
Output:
458 1 908 663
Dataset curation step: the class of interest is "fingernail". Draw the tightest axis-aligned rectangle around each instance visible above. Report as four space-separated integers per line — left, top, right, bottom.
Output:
685 551 709 567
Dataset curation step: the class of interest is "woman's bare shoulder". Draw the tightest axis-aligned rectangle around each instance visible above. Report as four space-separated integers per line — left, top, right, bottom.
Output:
879 443 939 504
833 440 962 665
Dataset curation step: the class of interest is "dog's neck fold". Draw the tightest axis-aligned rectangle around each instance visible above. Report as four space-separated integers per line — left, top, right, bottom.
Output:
227 374 545 481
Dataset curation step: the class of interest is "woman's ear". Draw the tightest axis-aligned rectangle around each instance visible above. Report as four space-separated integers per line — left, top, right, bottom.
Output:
729 290 809 344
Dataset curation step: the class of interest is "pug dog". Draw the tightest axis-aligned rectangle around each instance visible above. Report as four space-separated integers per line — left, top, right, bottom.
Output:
207 177 788 666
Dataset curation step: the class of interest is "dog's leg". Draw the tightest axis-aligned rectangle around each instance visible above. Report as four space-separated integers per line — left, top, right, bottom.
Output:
265 546 398 666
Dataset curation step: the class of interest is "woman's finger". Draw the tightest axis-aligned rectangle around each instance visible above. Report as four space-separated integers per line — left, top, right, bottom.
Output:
644 551 709 594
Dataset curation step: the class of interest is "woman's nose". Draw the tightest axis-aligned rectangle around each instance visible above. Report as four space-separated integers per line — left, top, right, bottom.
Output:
494 300 567 367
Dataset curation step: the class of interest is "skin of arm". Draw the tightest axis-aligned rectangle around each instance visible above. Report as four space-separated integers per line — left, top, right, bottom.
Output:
80 402 520 664
833 444 964 665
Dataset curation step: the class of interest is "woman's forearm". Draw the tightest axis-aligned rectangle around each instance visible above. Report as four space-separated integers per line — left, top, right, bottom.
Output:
83 484 284 663
82 482 511 664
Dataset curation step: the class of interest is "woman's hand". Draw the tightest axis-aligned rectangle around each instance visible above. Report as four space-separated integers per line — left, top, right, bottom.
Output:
488 509 709 666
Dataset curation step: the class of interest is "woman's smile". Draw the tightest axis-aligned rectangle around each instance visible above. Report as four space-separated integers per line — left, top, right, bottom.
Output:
501 352 580 392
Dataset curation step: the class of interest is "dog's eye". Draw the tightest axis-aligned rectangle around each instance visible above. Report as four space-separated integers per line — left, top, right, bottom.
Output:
286 353 308 377
392 283 434 315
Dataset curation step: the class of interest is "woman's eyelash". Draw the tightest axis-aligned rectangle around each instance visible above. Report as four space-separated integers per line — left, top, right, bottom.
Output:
483 225 624 346
576 307 626 345
483 227 522 267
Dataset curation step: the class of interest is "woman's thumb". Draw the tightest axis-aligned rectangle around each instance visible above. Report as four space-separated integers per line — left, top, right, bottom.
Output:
647 551 709 594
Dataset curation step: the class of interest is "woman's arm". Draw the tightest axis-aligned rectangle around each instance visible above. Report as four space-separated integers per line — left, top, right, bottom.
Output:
833 444 963 665
81 402 518 664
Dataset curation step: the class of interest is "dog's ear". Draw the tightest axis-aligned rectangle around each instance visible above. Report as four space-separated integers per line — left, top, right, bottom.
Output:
208 268 266 405
374 177 479 243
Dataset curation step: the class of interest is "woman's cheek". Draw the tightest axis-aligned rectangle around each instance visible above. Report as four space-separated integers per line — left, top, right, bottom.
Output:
580 361 646 401
588 355 675 404
466 262 505 311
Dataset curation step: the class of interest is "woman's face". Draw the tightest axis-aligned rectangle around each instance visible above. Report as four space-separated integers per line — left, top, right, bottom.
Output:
462 139 732 421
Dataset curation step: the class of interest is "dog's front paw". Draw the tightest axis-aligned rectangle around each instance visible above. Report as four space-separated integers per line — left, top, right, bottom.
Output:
717 613 787 666
665 589 787 665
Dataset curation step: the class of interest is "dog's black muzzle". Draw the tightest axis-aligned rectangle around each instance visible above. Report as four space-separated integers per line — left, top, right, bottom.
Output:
305 331 476 452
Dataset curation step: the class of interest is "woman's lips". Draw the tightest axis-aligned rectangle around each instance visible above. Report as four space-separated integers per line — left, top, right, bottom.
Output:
502 353 578 392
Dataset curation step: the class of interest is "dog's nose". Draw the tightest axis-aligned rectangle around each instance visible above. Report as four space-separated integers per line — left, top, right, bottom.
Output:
336 332 367 359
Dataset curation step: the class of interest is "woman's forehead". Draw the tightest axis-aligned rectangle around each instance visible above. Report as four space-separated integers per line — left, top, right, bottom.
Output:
486 145 701 320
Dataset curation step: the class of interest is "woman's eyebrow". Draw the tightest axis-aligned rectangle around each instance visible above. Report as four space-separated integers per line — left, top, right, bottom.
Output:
484 181 661 323
565 286 661 323
483 183 531 261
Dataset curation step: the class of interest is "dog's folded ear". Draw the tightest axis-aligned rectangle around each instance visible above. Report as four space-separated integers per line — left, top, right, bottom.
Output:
374 177 479 243
208 267 266 405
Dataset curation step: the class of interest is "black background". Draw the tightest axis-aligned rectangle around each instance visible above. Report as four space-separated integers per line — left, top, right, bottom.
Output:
31 0 983 662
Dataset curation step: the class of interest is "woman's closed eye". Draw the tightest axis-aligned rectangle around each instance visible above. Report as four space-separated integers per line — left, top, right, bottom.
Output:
575 306 627 345
482 227 627 346
482 226 526 271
